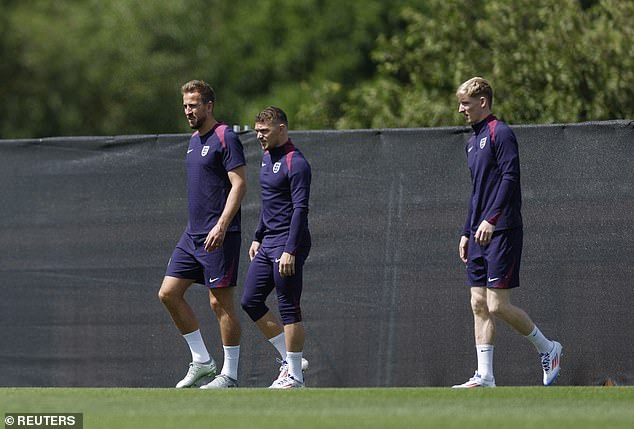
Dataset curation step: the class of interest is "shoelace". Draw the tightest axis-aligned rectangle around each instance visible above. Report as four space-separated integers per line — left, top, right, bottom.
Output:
187 362 198 375
276 358 288 372
540 352 551 371
186 362 210 377
184 363 199 379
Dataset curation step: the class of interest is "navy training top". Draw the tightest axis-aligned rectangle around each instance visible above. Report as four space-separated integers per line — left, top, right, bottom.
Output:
185 122 246 236
463 114 523 236
254 139 311 254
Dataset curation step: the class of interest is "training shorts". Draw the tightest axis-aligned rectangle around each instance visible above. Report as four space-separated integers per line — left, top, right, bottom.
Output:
466 227 523 289
165 231 241 288
241 243 310 325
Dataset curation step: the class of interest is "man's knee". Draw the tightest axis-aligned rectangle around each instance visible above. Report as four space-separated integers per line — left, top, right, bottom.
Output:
157 287 170 305
240 294 268 322
158 283 176 305
487 301 504 318
470 292 489 316
209 287 235 313
486 289 512 318
158 277 189 305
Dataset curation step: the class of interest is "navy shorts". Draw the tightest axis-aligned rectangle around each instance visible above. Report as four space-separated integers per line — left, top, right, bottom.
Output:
241 244 310 325
466 227 523 289
165 231 241 289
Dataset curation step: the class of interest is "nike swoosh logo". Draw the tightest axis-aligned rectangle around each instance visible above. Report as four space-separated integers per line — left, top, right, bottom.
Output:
487 277 500 282
275 258 281 263
468 146 473 152
209 277 220 283
187 149 194 153
261 163 266 167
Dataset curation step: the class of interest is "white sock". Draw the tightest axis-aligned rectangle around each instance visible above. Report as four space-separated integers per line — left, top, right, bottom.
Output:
476 344 494 380
183 329 211 364
525 326 553 354
269 332 287 360
286 351 303 382
221 345 240 380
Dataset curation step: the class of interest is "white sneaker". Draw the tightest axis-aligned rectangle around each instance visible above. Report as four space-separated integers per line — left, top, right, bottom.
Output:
541 341 562 386
270 375 305 389
175 361 217 388
275 358 309 383
200 374 238 389
452 371 496 388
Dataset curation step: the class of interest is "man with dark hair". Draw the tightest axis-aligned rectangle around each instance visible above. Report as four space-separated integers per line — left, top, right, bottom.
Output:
241 106 311 388
158 80 246 388
452 77 562 388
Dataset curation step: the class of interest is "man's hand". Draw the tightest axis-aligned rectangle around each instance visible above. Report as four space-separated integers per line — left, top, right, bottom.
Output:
204 223 226 252
249 241 261 261
459 235 469 264
474 220 495 246
278 252 295 277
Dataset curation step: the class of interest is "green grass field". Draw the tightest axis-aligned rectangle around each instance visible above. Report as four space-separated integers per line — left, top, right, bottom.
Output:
1 387 632 429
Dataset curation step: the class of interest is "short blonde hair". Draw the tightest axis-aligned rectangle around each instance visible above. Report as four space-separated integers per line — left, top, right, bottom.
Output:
456 77 493 107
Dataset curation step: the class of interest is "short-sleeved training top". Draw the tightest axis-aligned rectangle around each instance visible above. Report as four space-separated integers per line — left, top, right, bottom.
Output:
185 122 246 235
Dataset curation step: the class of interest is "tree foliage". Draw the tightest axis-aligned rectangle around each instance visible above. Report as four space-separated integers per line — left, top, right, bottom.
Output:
336 0 634 128
0 0 631 138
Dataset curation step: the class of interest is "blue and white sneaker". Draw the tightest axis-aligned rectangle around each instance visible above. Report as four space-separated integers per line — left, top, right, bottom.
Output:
452 371 496 388
274 358 309 385
175 361 217 388
270 375 305 389
541 341 562 386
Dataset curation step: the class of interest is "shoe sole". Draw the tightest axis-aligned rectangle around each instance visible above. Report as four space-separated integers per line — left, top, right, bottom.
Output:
451 384 496 388
200 379 238 389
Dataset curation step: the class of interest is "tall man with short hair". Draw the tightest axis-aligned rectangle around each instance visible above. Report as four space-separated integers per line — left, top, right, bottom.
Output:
241 106 311 388
453 77 562 388
158 80 246 389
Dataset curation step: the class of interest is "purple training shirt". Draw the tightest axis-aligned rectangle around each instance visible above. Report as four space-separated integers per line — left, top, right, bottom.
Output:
254 139 311 254
185 122 246 236
463 114 523 237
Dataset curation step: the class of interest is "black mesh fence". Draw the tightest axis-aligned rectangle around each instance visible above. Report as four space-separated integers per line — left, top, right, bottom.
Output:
1 121 632 387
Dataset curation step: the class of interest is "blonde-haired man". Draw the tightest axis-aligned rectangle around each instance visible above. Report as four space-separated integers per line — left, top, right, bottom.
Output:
453 77 562 388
